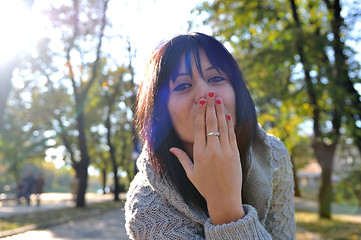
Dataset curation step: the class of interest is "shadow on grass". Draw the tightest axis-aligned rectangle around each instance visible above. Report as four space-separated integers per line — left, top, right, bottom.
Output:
296 211 361 239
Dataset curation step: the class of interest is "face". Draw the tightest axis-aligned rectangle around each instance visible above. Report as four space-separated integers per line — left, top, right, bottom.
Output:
167 49 236 153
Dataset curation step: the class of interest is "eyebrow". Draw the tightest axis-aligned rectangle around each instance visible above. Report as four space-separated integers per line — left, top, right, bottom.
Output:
176 66 216 76
175 72 191 76
172 66 219 82
205 66 216 71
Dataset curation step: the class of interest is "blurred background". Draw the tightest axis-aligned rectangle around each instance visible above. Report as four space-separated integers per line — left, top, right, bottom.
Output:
0 0 360 237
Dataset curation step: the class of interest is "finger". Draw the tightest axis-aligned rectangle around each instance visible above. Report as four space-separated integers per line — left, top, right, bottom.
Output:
206 91 219 145
170 147 194 179
194 98 207 149
226 114 238 150
215 97 228 147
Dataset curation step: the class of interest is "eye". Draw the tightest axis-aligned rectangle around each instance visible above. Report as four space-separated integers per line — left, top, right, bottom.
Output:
208 76 225 83
173 83 192 92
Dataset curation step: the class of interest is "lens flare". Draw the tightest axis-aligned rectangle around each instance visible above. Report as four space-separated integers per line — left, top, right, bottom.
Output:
102 82 108 91
333 182 359 215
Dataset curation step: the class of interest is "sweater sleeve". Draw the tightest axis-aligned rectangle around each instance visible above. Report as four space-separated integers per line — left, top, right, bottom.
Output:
264 136 296 239
125 182 205 240
204 204 272 239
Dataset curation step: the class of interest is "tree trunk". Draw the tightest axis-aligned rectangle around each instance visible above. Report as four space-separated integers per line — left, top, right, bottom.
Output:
290 155 301 197
101 168 107 194
359 173 361 208
76 111 90 207
105 102 120 201
108 135 120 201
110 149 120 201
312 141 337 219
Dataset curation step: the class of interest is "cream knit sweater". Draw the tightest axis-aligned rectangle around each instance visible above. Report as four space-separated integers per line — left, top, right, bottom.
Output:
125 127 296 239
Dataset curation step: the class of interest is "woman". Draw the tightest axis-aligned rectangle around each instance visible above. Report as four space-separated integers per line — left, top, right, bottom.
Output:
125 32 295 239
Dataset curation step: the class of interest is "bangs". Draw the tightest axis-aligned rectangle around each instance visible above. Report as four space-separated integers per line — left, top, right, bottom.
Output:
170 41 203 82
170 48 224 82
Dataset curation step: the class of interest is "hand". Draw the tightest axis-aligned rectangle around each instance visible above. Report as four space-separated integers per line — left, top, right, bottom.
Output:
170 92 245 225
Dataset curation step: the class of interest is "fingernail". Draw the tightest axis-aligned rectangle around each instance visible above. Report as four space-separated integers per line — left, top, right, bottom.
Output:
208 92 214 98
169 149 175 155
199 99 206 105
226 114 231 121
216 99 222 105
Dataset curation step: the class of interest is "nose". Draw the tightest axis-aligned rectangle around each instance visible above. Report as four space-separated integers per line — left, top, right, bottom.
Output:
194 77 213 103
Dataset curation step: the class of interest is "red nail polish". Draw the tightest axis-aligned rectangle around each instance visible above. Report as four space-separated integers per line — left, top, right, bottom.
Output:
216 99 222 105
226 114 231 121
199 100 206 105
208 92 214 98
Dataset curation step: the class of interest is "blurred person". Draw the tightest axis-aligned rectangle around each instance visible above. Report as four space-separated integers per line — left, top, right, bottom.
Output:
16 179 24 205
125 33 295 239
21 171 35 206
34 173 44 206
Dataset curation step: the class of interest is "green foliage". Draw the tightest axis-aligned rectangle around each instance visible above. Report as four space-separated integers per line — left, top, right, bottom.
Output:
195 0 361 160
195 0 361 140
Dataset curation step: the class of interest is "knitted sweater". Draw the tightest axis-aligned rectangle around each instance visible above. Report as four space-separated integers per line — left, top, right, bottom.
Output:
125 127 296 239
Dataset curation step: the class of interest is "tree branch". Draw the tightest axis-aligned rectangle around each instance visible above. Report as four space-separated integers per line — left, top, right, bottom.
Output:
82 0 109 101
289 0 321 138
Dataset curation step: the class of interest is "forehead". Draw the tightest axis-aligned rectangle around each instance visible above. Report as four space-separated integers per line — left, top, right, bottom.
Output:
178 49 211 71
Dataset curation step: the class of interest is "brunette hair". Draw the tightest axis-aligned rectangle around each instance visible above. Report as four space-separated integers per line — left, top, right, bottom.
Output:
135 32 258 211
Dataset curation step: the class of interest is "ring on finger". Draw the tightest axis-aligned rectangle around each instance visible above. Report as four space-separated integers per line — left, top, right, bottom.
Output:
206 131 220 137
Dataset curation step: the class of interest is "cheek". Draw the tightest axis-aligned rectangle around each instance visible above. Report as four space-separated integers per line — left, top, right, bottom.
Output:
168 99 188 126
167 97 194 141
167 98 177 123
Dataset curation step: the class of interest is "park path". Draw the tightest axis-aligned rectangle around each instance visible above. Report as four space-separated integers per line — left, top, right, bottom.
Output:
1 194 360 239
2 207 313 240
2 208 128 240
0 192 115 217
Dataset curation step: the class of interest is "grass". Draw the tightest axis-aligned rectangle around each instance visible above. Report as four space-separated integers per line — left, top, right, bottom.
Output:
0 200 124 233
296 211 361 239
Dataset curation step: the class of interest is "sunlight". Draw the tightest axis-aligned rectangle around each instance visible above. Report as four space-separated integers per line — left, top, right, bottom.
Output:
0 0 46 65
4 230 55 239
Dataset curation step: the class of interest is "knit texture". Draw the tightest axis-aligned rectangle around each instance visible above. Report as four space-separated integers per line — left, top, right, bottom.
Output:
125 127 296 239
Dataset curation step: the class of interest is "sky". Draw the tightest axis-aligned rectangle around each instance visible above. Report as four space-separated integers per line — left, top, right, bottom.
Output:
106 0 212 83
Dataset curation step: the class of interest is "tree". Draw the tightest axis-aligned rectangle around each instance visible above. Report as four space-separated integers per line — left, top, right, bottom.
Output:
91 63 136 199
13 0 111 207
41 0 110 207
196 0 361 218
87 65 129 201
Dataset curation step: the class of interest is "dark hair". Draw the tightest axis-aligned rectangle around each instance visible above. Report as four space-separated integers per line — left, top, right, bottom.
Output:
135 32 258 212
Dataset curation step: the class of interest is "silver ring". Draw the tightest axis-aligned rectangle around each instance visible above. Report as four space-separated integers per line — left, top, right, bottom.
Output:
206 131 220 137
